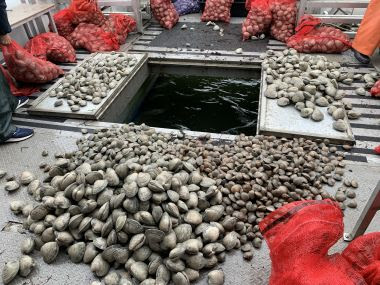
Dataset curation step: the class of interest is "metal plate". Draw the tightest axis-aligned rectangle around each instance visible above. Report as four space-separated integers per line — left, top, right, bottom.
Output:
258 70 355 144
28 52 148 120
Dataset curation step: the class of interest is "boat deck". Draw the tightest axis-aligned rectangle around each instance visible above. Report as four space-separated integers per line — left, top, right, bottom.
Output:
1 16 380 285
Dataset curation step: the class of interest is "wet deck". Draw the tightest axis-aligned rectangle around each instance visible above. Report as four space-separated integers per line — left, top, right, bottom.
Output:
1 15 380 285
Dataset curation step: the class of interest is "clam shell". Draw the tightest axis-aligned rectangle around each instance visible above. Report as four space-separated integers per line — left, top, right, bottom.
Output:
2 260 19 284
20 171 36 185
4 181 20 192
174 224 192 243
19 255 35 277
208 269 224 285
21 237 35 254
91 254 110 277
130 261 148 281
173 272 190 285
68 242 86 263
40 242 59 264
104 271 120 285
128 233 146 251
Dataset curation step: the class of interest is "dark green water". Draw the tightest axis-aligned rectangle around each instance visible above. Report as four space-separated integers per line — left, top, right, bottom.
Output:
132 74 260 135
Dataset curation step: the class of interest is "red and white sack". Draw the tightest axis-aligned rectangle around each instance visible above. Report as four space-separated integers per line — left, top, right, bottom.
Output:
150 0 179 29
70 0 106 25
25 32 76 63
1 40 63 84
68 23 120 53
287 15 351 53
201 0 234 23
370 80 380 97
52 8 76 38
242 0 272 40
101 14 136 44
269 0 296 42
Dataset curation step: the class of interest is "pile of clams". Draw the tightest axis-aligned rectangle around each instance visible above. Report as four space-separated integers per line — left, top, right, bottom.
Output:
262 49 368 132
48 52 138 112
2 123 357 284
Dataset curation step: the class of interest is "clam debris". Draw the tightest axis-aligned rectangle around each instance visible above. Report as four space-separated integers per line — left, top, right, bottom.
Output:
1 124 354 284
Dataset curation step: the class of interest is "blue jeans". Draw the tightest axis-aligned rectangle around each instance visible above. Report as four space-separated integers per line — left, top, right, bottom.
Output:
0 69 17 142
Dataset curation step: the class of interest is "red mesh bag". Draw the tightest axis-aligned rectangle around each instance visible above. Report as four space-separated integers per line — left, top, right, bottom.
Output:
259 200 367 285
150 0 179 29
68 23 119 53
245 0 251 10
101 14 136 44
342 232 380 285
1 41 63 84
269 0 296 42
70 0 106 25
0 65 39 96
370 80 380 97
287 15 351 53
25 33 76 63
374 145 380 155
201 0 234 23
52 8 76 38
242 0 272 40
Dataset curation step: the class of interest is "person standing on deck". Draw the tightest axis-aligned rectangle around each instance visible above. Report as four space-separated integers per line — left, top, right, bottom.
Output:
352 0 380 64
0 0 34 143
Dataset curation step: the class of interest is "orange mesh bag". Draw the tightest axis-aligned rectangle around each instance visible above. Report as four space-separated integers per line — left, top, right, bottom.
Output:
0 65 39 96
150 0 179 29
259 200 367 285
201 0 234 23
25 33 76 63
242 0 272 40
68 23 119 53
101 14 136 44
1 41 63 84
51 8 76 38
370 80 380 97
287 15 351 53
342 232 380 285
70 0 106 25
269 0 296 42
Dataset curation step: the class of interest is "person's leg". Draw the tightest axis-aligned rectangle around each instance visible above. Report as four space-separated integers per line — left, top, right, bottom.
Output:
352 0 380 62
0 68 17 142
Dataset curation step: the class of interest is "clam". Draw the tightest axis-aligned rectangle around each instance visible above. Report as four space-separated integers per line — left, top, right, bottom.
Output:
91 254 110 277
333 120 348 132
104 271 120 285
21 237 35 254
19 255 35 277
40 241 59 264
4 181 20 192
20 171 35 185
2 260 19 284
68 242 86 263
130 261 148 281
173 272 190 285
208 269 224 285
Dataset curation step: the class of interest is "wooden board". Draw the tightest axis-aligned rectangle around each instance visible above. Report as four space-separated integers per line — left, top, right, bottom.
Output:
7 3 55 29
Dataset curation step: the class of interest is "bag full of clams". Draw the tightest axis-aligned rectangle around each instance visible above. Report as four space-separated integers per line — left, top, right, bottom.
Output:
0 40 64 84
0 65 40 96
201 0 234 23
287 15 352 53
101 14 136 44
242 0 272 41
150 0 179 29
25 32 76 63
174 0 201 16
269 0 296 42
259 199 374 285
51 8 76 38
370 79 380 97
68 23 120 53
70 0 106 26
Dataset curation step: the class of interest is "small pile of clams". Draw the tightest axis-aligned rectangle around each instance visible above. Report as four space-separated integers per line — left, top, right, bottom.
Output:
48 52 138 112
2 123 358 284
261 49 368 132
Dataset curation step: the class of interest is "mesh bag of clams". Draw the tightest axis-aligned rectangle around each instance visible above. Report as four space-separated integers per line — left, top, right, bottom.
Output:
70 0 106 26
150 0 179 29
3 122 360 285
201 0 234 23
370 79 380 97
0 65 40 97
101 14 137 45
0 40 64 84
51 8 76 38
269 0 296 42
68 23 120 53
242 0 272 41
25 32 76 63
287 15 351 54
260 200 380 285
173 0 200 16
